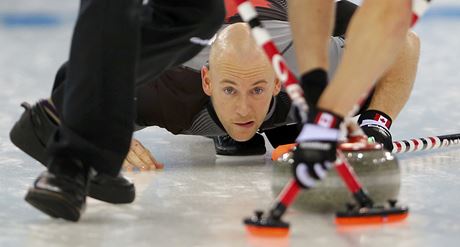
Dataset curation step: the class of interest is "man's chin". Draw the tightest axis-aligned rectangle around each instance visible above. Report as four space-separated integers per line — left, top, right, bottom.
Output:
225 124 260 142
229 133 256 142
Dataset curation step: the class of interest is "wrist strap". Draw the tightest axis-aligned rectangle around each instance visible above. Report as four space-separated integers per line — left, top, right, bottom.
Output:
308 108 343 129
358 110 392 129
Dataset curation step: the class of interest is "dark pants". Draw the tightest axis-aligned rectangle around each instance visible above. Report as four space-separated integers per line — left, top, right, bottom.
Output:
48 0 225 176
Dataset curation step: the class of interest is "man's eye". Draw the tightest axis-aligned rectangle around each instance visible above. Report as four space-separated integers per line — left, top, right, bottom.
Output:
253 87 264 95
224 87 236 95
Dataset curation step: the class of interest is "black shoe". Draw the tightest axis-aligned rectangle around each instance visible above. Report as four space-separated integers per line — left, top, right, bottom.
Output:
10 101 135 204
89 173 135 203
361 124 393 151
213 133 266 156
25 158 90 222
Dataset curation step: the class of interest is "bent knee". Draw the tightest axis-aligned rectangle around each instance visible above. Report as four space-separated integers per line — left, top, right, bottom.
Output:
363 0 412 36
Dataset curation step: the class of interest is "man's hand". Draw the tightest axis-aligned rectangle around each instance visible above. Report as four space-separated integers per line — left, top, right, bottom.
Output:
122 139 164 171
293 109 343 188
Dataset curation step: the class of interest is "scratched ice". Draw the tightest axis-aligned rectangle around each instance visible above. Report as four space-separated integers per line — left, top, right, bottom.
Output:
1 1 460 246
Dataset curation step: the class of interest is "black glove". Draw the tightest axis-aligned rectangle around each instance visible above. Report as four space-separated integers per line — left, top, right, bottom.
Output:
293 108 343 188
361 124 393 151
358 110 393 151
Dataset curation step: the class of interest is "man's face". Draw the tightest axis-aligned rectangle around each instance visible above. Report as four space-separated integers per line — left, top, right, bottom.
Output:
202 57 280 142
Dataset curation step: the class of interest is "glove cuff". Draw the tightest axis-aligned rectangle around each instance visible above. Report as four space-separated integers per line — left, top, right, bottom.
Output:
297 109 343 143
358 109 393 129
308 108 343 129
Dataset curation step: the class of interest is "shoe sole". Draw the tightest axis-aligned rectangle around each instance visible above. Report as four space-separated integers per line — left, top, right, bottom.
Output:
25 188 81 222
88 182 135 204
11 105 135 204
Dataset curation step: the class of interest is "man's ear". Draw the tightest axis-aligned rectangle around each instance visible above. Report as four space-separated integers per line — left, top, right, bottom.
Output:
201 65 212 96
273 78 281 96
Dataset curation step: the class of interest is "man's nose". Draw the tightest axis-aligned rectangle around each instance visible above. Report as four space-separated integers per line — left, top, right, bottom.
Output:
235 95 250 117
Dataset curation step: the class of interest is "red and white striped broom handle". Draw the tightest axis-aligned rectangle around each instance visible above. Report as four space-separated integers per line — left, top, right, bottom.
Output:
393 133 460 153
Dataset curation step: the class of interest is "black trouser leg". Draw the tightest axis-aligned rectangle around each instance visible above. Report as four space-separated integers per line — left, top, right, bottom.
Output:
48 0 225 176
136 0 225 85
48 0 142 176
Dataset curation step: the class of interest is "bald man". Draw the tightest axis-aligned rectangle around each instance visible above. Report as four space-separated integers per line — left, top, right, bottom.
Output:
11 0 419 172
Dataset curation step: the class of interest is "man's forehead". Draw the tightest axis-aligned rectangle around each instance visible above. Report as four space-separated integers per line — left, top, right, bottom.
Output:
211 61 273 81
219 79 269 85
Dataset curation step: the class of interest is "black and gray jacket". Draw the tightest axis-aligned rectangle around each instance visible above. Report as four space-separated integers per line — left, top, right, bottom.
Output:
135 0 358 136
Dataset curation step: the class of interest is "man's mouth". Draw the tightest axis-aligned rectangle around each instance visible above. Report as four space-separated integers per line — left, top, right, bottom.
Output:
234 121 255 128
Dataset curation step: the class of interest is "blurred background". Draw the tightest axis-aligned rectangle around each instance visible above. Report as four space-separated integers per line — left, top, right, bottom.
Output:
1 1 460 247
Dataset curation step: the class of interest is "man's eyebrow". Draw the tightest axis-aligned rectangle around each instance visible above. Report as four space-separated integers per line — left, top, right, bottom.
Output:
252 80 268 86
220 79 237 85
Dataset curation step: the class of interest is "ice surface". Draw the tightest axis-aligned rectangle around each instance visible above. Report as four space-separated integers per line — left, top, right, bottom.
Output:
1 1 460 247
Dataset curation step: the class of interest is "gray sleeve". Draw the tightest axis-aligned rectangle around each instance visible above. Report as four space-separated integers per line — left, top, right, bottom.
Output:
282 34 345 79
327 36 345 77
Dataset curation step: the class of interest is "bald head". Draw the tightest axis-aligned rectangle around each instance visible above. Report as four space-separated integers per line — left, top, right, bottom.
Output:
201 23 280 142
209 23 270 71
